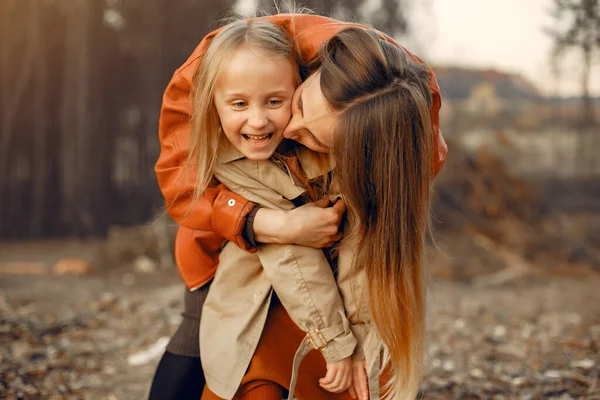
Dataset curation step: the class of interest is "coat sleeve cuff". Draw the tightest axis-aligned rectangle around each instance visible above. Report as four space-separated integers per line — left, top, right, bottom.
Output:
320 328 357 364
316 312 358 364
242 206 261 248
211 190 258 253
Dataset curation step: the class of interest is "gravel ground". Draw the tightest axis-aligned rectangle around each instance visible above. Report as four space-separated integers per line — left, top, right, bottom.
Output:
1 270 599 400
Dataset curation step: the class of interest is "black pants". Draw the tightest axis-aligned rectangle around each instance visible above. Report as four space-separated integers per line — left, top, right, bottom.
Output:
148 351 205 400
148 285 209 400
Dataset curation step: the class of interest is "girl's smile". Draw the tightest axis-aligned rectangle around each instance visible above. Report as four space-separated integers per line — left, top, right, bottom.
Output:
213 48 299 161
242 132 273 146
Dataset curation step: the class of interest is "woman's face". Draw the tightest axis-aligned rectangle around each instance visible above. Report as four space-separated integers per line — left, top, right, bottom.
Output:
283 70 339 153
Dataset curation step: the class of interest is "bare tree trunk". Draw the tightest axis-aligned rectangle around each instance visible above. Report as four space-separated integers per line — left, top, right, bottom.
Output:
1 0 39 238
1 0 36 180
581 44 593 127
60 6 76 234
60 0 90 236
549 56 562 179
77 1 91 235
0 0 11 235
380 0 408 37
0 0 16 162
139 0 164 219
31 0 46 237
88 0 111 236
0 0 12 150
579 44 593 177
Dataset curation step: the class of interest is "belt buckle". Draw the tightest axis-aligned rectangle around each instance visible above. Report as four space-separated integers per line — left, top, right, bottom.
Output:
307 329 327 350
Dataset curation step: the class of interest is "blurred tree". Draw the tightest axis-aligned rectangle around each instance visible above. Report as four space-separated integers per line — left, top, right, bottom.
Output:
547 0 599 176
256 0 336 16
370 0 409 38
0 0 22 235
60 0 112 238
255 0 411 38
547 0 599 126
1 0 422 240
160 0 238 76
109 0 238 225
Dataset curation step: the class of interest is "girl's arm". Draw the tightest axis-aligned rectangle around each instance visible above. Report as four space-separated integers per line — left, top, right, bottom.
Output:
213 164 357 365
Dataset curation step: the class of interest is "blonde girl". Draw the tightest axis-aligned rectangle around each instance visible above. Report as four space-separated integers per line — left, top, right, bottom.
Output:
154 13 447 400
187 19 357 399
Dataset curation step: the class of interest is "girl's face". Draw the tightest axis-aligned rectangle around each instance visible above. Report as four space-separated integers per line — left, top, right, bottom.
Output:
214 48 298 160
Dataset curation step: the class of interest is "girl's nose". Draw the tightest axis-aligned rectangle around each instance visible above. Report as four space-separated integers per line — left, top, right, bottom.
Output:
248 107 268 129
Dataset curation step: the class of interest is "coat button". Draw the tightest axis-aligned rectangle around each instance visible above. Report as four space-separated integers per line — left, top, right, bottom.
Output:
228 199 236 207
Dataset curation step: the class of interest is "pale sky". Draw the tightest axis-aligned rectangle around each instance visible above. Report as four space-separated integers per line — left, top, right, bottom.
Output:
403 0 599 97
236 0 599 97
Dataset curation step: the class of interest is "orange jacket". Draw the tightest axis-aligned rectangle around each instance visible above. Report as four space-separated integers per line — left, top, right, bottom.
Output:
155 14 448 290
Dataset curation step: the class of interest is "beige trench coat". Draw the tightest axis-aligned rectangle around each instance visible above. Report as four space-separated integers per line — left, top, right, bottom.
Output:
200 139 381 399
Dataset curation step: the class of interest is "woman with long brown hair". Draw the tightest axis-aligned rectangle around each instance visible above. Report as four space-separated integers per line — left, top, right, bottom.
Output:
320 28 436 399
152 13 447 400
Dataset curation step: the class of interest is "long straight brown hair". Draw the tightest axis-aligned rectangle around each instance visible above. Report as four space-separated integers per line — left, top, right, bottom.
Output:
323 28 434 399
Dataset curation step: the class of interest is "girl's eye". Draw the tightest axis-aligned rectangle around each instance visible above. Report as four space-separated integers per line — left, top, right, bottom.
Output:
268 99 283 106
232 101 247 108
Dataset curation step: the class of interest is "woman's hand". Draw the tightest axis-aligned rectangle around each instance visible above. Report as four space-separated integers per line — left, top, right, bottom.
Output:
253 198 345 248
348 360 368 400
320 356 353 393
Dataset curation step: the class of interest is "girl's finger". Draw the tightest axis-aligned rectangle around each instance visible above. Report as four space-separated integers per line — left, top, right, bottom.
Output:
336 367 353 392
331 372 348 393
348 386 357 399
354 362 369 400
319 366 338 386
320 367 343 392
340 370 352 391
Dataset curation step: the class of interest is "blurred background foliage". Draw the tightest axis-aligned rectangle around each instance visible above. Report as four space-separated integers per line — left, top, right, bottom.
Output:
0 0 598 279
0 0 416 240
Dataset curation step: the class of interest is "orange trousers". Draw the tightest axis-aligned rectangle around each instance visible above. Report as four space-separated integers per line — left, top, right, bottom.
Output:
201 303 354 400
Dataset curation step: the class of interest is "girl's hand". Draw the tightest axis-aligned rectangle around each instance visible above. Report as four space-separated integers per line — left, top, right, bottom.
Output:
253 198 345 248
319 356 353 393
348 360 369 400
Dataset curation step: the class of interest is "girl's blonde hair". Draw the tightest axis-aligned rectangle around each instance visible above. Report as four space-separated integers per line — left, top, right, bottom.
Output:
186 19 300 204
325 28 434 399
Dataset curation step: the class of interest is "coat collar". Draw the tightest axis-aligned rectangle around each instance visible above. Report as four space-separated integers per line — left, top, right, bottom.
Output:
217 137 335 180
217 136 246 164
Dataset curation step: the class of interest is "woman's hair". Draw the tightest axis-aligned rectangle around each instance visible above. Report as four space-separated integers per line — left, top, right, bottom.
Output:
186 19 300 203
324 28 434 399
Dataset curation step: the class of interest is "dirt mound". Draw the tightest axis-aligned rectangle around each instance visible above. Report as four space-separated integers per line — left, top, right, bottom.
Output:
430 138 600 282
95 215 178 271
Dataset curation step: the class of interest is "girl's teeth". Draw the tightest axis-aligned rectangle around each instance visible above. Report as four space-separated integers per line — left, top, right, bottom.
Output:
244 133 271 145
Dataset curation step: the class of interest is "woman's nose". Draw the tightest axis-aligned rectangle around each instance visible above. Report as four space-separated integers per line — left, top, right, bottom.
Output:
283 116 300 139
